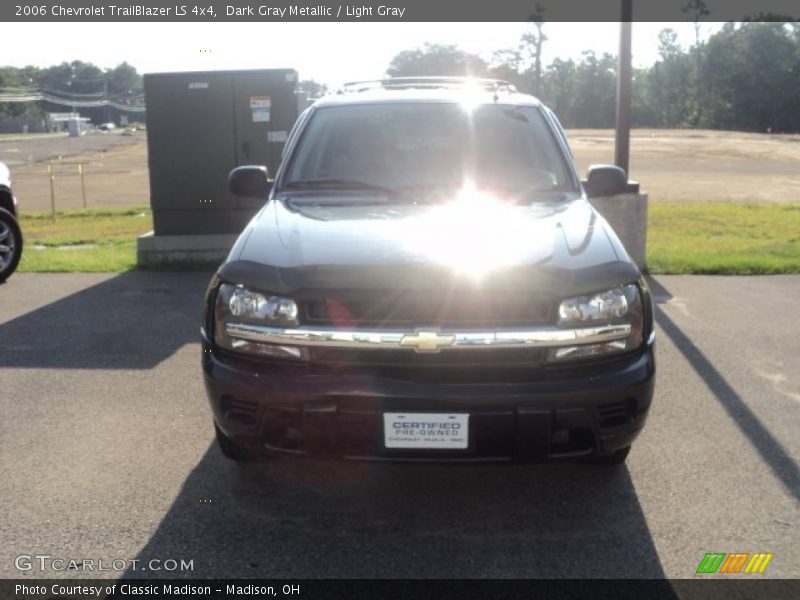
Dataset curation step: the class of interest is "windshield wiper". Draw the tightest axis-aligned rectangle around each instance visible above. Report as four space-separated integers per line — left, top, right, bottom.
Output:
283 178 396 194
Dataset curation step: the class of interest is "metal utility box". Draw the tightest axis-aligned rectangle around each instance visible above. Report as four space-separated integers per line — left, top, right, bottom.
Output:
144 68 298 235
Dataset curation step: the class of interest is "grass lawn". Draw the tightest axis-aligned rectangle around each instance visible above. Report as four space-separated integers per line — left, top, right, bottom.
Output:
647 203 800 274
15 202 800 275
18 206 152 272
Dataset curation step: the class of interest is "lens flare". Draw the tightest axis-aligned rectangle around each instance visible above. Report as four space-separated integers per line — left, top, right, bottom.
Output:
403 183 534 280
457 81 487 111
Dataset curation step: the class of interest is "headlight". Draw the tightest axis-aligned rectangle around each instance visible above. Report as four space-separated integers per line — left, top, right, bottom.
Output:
214 283 306 360
549 284 643 361
227 286 298 322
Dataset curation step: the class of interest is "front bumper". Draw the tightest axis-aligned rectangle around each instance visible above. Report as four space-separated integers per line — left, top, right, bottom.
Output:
202 340 655 463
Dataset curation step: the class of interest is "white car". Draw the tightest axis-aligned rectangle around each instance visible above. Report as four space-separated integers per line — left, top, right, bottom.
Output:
0 161 23 282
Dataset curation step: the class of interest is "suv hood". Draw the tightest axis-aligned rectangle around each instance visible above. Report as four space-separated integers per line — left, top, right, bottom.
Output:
222 194 639 297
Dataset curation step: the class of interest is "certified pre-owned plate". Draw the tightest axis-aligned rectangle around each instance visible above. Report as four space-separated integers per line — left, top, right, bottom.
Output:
383 413 469 449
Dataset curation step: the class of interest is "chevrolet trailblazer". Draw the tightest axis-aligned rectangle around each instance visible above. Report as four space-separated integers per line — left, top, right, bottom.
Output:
201 77 655 465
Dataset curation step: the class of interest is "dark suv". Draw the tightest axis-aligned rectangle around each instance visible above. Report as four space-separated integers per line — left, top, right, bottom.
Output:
0 161 23 283
202 77 655 465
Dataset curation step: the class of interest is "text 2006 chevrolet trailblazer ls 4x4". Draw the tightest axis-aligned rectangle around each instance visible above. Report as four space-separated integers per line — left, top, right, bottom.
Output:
202 78 655 465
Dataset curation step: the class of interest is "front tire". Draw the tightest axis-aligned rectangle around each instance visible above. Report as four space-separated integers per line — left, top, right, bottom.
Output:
214 423 253 462
0 208 22 283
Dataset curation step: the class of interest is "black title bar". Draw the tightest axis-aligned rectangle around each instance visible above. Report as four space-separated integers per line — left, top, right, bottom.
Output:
3 0 800 22
3 579 800 600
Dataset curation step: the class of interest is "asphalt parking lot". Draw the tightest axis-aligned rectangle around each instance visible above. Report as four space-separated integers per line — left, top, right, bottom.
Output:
0 273 798 579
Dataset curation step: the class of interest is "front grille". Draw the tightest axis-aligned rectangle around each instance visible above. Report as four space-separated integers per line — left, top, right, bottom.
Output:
295 291 556 381
308 347 547 383
310 346 546 367
302 291 552 328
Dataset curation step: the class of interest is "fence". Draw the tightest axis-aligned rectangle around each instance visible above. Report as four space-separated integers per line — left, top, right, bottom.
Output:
45 160 90 218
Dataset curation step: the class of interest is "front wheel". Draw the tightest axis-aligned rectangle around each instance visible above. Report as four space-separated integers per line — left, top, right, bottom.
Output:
0 208 22 283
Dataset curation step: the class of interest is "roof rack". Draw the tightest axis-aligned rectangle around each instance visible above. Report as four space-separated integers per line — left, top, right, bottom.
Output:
337 77 518 94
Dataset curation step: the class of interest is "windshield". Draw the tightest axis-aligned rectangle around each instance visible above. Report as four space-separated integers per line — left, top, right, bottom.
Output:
282 102 575 199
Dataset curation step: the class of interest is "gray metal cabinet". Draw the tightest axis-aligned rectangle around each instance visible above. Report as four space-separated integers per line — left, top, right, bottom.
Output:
144 69 298 235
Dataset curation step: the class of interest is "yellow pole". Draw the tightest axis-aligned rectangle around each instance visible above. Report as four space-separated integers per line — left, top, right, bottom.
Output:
79 163 87 209
48 162 56 220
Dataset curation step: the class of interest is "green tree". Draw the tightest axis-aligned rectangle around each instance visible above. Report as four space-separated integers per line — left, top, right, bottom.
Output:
38 61 104 94
541 58 576 124
298 79 328 99
386 44 489 78
0 66 43 118
643 28 693 127
385 24 800 132
488 48 531 93
701 22 798 131
682 0 711 125
0 61 143 121
569 51 617 127
105 62 142 95
521 24 547 95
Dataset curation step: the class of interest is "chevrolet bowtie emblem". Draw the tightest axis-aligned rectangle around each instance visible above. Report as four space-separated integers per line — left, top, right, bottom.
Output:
400 330 456 353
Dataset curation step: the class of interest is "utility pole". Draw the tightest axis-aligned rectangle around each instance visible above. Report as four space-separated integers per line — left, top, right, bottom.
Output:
104 77 109 124
614 0 633 177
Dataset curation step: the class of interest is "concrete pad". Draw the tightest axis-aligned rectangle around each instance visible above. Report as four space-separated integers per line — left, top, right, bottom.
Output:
591 192 648 271
136 231 237 267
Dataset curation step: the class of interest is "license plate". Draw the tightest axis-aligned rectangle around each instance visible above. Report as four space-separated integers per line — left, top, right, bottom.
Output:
383 413 469 449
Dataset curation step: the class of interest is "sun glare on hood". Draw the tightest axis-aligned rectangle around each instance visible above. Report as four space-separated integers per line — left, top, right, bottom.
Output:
402 182 536 280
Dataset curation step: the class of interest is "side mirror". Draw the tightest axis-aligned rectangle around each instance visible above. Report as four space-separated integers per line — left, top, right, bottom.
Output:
583 164 628 198
229 165 271 198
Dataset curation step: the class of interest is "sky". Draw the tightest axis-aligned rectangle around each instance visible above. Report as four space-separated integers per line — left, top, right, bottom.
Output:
4 22 719 87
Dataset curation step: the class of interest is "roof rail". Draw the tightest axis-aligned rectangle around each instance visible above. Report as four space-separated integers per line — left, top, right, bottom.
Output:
337 76 518 94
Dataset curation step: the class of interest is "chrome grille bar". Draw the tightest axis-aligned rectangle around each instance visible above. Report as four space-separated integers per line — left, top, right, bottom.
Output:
225 322 632 352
